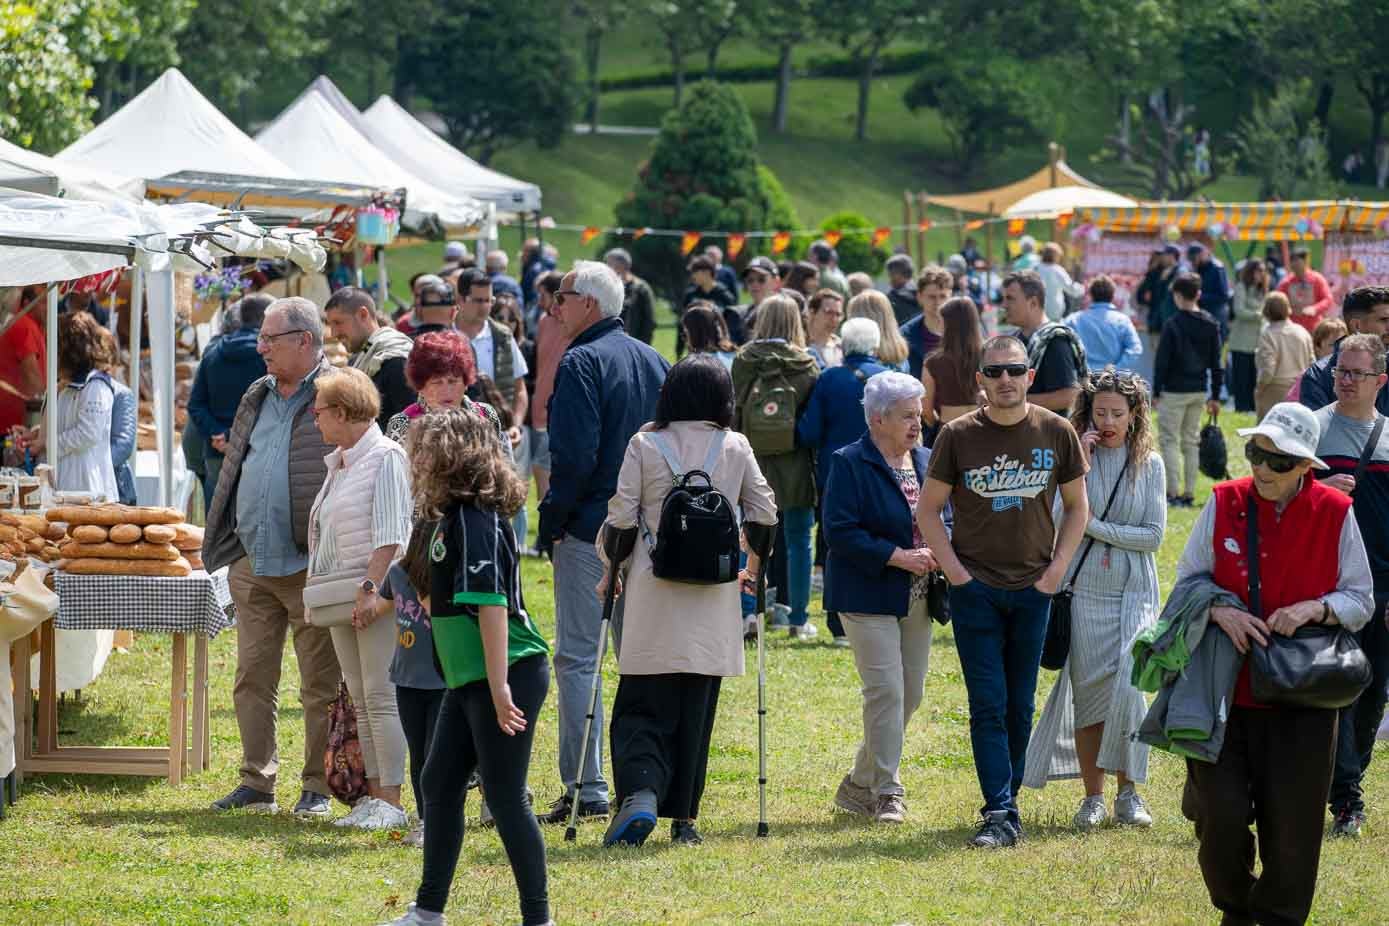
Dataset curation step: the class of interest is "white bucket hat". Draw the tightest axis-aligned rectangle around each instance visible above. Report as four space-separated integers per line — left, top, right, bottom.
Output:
1237 402 1328 469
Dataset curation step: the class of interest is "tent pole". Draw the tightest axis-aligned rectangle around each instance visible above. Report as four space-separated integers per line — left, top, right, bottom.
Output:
45 286 58 487
902 191 911 263
916 193 927 267
354 245 365 288
130 268 144 413
985 203 994 275
378 247 389 306
535 211 544 248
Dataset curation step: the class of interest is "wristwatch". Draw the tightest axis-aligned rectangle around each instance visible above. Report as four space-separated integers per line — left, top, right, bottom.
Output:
360 578 377 595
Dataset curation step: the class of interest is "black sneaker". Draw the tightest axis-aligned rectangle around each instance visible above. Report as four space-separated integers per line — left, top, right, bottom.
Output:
969 811 1018 849
211 785 278 813
535 792 610 825
671 820 703 845
292 790 331 819
1331 808 1366 838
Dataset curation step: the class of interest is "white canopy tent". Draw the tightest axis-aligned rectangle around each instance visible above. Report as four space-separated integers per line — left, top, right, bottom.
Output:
256 82 486 233
56 68 298 181
0 136 145 205
1002 185 1139 220
361 94 541 215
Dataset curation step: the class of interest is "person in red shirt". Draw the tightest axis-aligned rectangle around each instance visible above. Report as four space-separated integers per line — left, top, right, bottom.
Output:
0 296 46 435
528 271 570 507
1277 247 1334 334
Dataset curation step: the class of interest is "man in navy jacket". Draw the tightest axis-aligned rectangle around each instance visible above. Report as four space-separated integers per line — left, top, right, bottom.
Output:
1188 244 1231 337
1297 286 1389 414
535 260 669 823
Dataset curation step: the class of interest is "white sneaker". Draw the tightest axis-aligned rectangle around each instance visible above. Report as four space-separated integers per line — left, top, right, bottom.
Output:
1114 785 1153 827
788 622 818 640
401 820 425 847
1073 794 1109 832
378 902 445 925
333 797 373 828
353 798 409 831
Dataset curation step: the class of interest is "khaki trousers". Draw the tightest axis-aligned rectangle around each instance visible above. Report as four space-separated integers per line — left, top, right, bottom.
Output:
228 557 342 796
1158 391 1206 498
1255 378 1295 423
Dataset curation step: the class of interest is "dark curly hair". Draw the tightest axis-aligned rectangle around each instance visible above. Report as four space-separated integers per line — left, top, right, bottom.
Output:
407 407 526 519
58 310 113 379
406 330 477 391
1070 368 1155 481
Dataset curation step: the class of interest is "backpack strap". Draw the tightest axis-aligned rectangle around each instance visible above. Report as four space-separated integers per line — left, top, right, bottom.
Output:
698 429 726 478
645 431 687 480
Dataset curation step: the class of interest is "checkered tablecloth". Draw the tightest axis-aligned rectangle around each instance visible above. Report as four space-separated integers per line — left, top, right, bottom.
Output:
53 567 235 637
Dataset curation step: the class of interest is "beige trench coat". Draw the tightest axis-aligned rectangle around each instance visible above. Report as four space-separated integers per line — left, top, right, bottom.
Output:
599 420 778 677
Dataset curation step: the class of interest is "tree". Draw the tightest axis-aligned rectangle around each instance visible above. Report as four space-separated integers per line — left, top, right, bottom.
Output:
613 81 800 300
693 0 741 77
904 57 1051 171
647 0 705 108
80 0 196 117
0 2 97 151
1340 2 1389 158
1233 81 1336 200
418 1 576 164
823 0 928 142
571 0 622 132
334 0 442 106
745 0 818 134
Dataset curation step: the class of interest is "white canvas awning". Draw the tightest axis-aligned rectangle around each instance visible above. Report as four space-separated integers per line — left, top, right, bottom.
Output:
0 136 144 204
1002 185 1138 219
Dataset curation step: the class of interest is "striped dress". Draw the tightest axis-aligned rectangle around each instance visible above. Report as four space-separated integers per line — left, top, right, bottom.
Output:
1024 444 1166 787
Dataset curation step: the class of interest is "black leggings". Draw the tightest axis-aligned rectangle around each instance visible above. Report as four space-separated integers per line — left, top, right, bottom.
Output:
396 685 446 820
417 655 550 924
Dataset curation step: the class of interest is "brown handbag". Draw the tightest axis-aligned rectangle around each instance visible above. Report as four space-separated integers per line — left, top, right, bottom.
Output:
324 681 369 806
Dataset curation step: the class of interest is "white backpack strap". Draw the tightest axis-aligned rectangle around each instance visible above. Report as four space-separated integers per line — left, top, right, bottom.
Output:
698 429 727 477
645 431 686 480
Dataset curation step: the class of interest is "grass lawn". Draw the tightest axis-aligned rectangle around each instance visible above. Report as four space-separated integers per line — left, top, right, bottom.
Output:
4 401 1388 925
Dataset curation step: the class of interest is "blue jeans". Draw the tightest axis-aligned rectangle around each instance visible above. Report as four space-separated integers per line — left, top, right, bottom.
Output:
780 507 814 626
948 579 1053 826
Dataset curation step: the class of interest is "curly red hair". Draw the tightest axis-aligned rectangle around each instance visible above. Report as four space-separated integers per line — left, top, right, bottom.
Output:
406 330 477 391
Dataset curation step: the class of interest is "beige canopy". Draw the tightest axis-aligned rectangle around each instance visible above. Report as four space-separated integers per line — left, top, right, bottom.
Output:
926 146 1105 216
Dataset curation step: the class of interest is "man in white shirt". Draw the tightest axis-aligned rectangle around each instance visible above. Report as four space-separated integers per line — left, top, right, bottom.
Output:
455 266 529 448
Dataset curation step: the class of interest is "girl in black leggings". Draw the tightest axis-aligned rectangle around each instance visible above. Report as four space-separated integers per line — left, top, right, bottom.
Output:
382 408 552 926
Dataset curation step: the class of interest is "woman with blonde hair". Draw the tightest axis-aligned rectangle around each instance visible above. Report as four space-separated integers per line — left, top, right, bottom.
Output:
1255 292 1315 421
846 289 910 371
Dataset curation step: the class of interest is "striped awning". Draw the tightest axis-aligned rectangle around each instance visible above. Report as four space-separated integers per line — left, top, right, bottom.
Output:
1342 202 1389 233
1078 201 1344 240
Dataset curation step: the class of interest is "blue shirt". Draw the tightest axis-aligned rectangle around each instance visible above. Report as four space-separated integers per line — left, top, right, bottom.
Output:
1065 302 1143 372
235 373 316 576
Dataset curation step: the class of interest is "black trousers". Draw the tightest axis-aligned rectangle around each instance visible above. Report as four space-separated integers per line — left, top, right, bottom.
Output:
1229 351 1257 413
814 494 843 638
610 673 722 821
417 655 550 925
769 512 789 609
396 685 446 820
1185 707 1338 926
1330 603 1389 815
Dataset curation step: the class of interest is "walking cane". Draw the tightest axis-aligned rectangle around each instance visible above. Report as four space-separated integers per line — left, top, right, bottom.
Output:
564 524 638 843
744 522 776 838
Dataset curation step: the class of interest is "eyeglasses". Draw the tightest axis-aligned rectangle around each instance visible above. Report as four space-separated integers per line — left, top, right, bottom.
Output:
981 363 1029 379
257 328 307 346
1244 440 1302 474
554 289 584 306
310 404 338 419
1334 367 1380 382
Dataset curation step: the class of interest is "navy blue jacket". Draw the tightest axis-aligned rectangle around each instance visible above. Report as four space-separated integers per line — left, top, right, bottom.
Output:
900 314 937 380
537 317 670 546
187 328 267 453
796 353 888 492
823 434 941 617
1298 336 1389 415
1195 258 1231 324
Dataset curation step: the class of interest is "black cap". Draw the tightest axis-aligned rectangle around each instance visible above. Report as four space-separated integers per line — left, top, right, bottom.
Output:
417 282 455 307
742 256 777 278
1162 244 1182 257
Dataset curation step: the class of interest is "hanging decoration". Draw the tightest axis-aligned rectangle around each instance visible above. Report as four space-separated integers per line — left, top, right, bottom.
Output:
917 218 933 232
1054 212 1073 231
680 230 703 255
964 219 985 231
579 226 600 245
1293 216 1324 237
1163 223 1182 242
631 227 651 241
1376 218 1389 239
771 231 792 254
1006 219 1027 237
726 232 747 260
871 226 891 248
823 230 842 248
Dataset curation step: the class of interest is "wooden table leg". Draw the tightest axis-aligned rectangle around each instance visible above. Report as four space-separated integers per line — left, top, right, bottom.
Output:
37 620 57 756
191 635 209 773
168 633 187 785
9 636 29 788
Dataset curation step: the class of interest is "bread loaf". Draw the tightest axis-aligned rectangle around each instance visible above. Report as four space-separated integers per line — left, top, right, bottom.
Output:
172 523 204 551
61 557 191 577
71 525 109 543
185 555 205 572
15 515 48 535
142 524 178 544
0 525 16 543
108 524 143 544
45 523 66 541
59 540 181 561
25 537 44 554
45 505 184 526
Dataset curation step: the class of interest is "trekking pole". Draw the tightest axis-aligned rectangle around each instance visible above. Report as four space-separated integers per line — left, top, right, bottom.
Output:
744 522 776 838
564 525 637 843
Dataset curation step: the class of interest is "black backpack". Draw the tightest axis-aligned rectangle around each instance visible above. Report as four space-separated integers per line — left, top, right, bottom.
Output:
641 430 741 585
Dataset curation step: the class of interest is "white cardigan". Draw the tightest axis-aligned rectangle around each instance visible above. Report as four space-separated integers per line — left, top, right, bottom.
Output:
308 424 412 577
54 371 118 501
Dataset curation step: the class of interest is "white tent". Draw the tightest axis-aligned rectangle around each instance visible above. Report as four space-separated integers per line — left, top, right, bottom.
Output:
1002 185 1138 220
362 94 541 215
256 82 485 232
0 136 144 204
57 68 297 181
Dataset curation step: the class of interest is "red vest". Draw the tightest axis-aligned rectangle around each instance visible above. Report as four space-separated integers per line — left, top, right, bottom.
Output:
1211 476 1350 707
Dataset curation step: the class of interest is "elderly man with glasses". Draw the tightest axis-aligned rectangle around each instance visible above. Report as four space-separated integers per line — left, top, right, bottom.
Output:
203 296 342 820
534 261 670 827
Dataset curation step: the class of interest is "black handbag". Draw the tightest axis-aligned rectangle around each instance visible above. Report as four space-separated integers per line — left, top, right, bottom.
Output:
926 571 951 626
1041 453 1129 671
1244 493 1372 710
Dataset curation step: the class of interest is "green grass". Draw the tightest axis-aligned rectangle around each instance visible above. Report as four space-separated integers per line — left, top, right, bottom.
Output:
4 407 1388 924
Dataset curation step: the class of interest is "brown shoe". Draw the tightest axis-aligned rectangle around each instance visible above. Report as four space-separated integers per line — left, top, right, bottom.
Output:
833 775 875 817
875 793 906 824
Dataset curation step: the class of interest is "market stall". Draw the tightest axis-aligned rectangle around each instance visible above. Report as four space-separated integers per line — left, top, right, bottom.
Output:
1322 202 1389 304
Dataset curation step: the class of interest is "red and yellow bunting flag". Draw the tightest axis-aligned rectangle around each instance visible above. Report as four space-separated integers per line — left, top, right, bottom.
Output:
871 226 891 248
1007 219 1027 236
823 230 842 248
1055 212 1073 231
726 233 747 259
632 227 651 240
964 219 985 231
771 231 792 254
579 226 600 245
680 230 702 256
917 218 933 232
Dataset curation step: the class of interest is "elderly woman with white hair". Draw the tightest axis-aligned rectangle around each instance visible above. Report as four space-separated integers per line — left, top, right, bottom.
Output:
797 318 891 644
822 371 943 824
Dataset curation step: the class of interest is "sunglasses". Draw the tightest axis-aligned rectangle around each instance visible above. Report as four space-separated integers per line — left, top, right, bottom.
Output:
1244 440 1302 474
981 363 1029 379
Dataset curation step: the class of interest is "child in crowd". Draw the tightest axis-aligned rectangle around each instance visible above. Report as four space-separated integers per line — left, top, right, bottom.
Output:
1313 317 1348 361
382 407 553 926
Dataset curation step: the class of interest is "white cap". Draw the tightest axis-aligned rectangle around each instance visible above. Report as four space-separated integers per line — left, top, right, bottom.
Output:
443 241 469 261
1237 402 1328 469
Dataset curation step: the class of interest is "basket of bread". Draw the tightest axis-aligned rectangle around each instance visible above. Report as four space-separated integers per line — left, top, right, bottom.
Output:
45 504 206 577
0 511 66 564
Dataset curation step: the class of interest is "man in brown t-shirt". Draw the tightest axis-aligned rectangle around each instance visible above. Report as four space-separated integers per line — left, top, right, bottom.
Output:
919 334 1089 849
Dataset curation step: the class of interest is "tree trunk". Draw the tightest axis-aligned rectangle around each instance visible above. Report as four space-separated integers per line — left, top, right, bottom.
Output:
1117 93 1132 165
1314 80 1335 128
670 35 685 108
1372 103 1386 161
855 48 879 142
393 36 415 104
584 25 602 132
773 42 793 134
96 62 115 120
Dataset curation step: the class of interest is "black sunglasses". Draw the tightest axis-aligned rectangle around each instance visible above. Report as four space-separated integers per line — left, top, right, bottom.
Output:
981 363 1029 379
1244 440 1302 474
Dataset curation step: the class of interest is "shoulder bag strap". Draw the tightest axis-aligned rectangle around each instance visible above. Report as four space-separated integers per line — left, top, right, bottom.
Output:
1353 415 1386 484
1062 453 1130 591
1246 492 1262 618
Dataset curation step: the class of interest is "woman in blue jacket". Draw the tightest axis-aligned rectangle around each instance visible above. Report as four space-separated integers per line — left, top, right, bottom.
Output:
797 318 888 644
823 371 942 826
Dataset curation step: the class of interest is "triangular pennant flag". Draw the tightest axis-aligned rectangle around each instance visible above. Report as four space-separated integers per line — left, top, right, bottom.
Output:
680 231 703 256
771 231 792 254
871 226 891 248
823 230 843 248
632 227 651 240
1054 212 1073 231
917 218 933 232
579 226 600 245
726 233 747 260
1007 219 1027 237
964 219 985 231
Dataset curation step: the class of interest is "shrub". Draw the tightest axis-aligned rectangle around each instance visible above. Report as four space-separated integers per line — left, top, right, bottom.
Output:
817 211 884 276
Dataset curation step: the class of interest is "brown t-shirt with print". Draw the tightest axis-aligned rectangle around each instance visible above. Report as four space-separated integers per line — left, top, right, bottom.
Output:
926 404 1086 590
